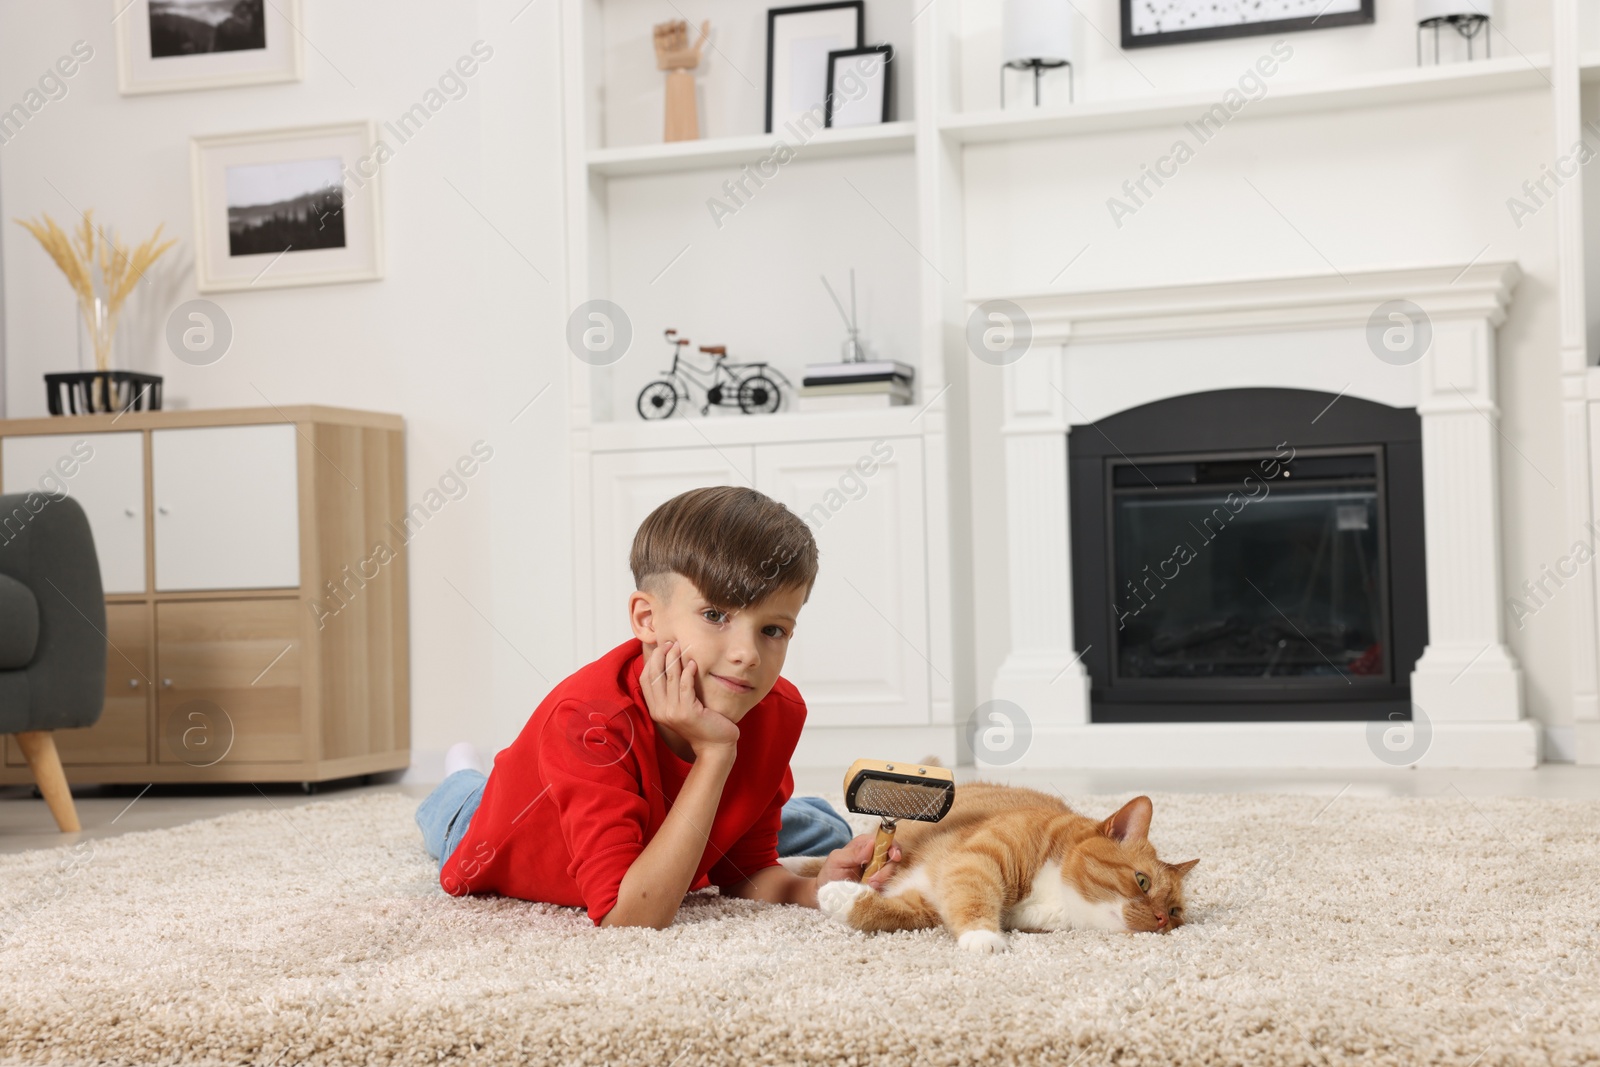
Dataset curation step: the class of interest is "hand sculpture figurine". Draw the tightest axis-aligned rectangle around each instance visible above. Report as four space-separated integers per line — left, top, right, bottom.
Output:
653 19 710 142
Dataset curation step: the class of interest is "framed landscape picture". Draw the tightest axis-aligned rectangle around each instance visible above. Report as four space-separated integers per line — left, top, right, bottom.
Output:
190 122 384 293
1120 0 1373 49
115 0 304 95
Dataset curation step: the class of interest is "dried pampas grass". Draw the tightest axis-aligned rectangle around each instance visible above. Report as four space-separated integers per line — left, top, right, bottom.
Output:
13 210 177 372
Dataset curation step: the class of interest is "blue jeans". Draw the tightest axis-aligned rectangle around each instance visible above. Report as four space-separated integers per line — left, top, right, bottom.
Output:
415 771 855 870
777 795 856 857
416 769 488 870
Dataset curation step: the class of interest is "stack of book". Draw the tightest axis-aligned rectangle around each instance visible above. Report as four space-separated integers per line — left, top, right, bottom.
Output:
798 360 915 412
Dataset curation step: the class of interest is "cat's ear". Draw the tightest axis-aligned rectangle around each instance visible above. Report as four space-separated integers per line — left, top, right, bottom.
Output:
1102 795 1153 844
1166 858 1199 877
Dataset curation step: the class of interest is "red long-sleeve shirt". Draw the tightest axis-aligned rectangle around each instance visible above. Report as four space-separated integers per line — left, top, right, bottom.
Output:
439 637 804 925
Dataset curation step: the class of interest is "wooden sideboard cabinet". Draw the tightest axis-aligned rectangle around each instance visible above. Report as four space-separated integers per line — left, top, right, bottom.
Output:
0 406 409 785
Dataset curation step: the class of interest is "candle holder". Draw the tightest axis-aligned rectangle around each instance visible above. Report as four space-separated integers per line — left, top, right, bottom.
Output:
1002 58 1073 107
1416 1 1492 65
1000 0 1073 108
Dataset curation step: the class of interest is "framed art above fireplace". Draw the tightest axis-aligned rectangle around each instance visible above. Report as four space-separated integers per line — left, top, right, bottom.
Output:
1069 387 1427 723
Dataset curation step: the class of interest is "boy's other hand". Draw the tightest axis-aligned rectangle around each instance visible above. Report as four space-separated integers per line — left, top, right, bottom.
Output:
642 640 740 756
816 832 903 892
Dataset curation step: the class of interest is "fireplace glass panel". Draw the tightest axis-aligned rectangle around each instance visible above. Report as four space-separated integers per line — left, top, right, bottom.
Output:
1111 452 1387 683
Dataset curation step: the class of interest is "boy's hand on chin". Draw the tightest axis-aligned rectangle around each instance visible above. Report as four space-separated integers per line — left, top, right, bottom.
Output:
641 639 740 755
817 832 903 891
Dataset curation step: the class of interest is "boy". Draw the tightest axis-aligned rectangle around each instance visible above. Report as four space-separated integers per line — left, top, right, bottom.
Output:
415 485 903 928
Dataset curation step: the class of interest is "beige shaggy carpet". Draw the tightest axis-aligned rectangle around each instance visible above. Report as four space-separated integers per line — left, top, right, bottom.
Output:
1 787 1598 1066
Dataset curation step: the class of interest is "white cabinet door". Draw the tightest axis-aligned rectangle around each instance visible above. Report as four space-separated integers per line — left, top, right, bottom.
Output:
1 432 147 594
151 425 300 591
590 446 756 653
754 437 929 727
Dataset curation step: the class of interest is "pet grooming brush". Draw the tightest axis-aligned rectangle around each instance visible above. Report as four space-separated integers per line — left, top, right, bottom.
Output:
842 758 956 880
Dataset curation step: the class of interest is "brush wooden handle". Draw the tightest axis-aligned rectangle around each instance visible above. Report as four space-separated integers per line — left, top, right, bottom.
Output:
863 823 895 880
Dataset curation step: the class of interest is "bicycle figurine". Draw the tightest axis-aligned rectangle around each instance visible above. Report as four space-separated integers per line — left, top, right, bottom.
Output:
636 329 792 420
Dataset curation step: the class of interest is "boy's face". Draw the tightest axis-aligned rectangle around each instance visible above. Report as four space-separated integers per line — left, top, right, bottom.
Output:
629 572 806 721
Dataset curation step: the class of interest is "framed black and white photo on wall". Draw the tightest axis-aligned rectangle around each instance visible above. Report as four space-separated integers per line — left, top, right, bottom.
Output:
1120 0 1373 49
825 44 893 128
765 1 863 134
115 0 304 94
190 121 384 293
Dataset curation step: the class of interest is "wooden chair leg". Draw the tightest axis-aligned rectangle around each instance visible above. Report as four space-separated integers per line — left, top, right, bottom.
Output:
14 731 81 833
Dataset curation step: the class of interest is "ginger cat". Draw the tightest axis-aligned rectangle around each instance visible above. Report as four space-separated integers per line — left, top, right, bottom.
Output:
810 779 1198 953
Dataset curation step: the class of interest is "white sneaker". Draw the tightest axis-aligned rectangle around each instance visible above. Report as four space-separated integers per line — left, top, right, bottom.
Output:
443 741 484 778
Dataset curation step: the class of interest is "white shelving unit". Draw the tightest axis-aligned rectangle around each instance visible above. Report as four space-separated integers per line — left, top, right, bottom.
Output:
561 0 1598 765
560 0 964 765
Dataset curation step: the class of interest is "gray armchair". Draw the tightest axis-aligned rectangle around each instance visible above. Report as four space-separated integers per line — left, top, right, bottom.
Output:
0 491 107 832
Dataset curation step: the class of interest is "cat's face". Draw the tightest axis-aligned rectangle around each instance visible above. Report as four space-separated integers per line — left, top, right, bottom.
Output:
1073 796 1198 934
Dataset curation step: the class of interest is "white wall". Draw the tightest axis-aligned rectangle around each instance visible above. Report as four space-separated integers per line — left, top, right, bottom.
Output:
0 0 573 779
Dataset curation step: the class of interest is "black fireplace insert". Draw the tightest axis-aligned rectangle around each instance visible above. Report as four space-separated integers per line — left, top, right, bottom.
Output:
1069 388 1427 722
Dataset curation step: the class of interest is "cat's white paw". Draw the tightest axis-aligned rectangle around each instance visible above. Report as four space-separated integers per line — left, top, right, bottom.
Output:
957 929 1009 954
817 879 874 925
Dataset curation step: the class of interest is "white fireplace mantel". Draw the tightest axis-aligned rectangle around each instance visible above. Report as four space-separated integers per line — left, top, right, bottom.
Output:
983 261 1539 769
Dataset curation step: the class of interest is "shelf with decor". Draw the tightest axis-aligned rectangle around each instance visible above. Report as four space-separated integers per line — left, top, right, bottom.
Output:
561 0 959 763
942 51 1554 145
587 121 917 177
950 0 1551 113
568 0 928 431
588 404 933 453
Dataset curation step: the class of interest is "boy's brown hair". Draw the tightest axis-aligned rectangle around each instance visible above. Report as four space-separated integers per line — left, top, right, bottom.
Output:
630 486 819 610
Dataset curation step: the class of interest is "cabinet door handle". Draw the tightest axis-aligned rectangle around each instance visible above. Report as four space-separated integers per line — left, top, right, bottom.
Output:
124 508 136 518
162 678 173 688
129 678 140 689
157 506 170 516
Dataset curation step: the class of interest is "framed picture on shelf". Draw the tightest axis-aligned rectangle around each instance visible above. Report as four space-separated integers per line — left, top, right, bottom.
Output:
190 121 384 293
1120 0 1373 49
825 45 892 128
765 1 863 134
114 0 304 95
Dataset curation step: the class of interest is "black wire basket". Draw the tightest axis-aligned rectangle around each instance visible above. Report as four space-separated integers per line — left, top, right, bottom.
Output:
44 371 164 416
